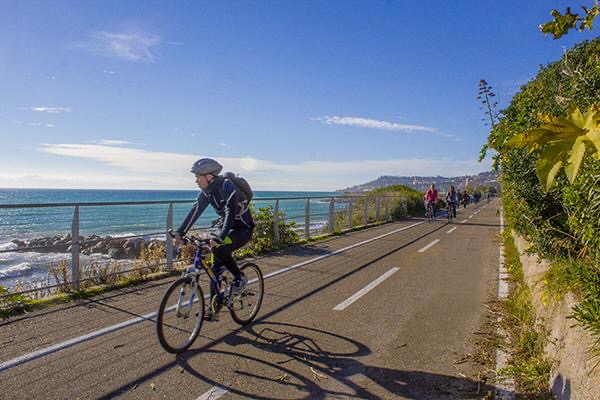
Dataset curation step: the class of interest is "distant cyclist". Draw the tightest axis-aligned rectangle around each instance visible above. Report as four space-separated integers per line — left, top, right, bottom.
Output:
445 186 457 218
424 184 438 220
462 191 470 208
173 158 255 295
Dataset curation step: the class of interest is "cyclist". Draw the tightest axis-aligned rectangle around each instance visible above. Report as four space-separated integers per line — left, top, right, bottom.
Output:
462 191 470 208
445 185 457 218
424 184 438 220
173 158 255 296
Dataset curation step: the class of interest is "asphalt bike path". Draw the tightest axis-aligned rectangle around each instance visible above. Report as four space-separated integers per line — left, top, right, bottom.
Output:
0 200 501 399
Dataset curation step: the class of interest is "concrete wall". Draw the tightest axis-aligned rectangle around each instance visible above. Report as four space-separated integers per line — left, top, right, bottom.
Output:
513 233 600 400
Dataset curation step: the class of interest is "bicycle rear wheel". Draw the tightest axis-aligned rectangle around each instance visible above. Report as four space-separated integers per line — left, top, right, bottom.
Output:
156 276 205 353
229 262 264 325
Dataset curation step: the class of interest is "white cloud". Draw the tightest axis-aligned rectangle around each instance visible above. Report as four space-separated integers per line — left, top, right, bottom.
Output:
80 30 160 62
35 142 493 190
46 124 55 128
103 70 116 74
313 116 436 133
28 107 72 113
164 41 184 46
98 140 134 146
219 143 230 148
29 122 42 126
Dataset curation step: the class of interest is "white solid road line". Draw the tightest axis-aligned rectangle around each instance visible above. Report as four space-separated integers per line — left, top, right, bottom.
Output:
447 227 457 234
0 220 427 373
333 267 400 311
196 384 229 400
418 239 440 253
495 208 515 400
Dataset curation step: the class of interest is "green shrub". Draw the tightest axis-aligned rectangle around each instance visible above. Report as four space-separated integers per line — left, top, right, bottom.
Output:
238 204 300 257
483 36 600 355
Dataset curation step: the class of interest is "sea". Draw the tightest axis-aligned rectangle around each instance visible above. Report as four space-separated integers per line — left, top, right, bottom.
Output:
0 188 342 288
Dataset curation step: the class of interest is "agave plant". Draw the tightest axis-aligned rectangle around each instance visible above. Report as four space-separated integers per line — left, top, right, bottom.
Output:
506 105 600 190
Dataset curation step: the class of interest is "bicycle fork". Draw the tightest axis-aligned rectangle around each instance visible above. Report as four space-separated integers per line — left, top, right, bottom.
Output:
175 277 197 318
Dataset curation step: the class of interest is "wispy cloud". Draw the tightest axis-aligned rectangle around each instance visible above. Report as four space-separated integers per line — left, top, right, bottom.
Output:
29 122 42 126
19 106 72 113
103 70 116 74
164 41 184 46
79 29 160 62
219 143 230 148
313 116 436 133
97 140 134 146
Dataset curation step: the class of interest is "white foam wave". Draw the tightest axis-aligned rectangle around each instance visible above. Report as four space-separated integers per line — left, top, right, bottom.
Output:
0 242 17 251
0 262 33 278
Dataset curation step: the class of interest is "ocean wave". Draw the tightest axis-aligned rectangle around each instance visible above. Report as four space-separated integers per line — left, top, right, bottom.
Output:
0 262 34 279
0 242 17 251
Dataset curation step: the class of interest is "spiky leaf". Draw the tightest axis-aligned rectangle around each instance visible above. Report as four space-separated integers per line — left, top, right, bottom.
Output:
535 143 568 190
565 137 588 183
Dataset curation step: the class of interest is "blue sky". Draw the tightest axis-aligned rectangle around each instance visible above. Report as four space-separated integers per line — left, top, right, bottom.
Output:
0 1 597 191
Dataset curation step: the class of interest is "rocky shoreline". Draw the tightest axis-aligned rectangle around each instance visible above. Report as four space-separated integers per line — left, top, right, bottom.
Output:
11 235 167 260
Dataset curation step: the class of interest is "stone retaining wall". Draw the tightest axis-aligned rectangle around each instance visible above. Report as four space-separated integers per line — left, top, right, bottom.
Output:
513 233 600 400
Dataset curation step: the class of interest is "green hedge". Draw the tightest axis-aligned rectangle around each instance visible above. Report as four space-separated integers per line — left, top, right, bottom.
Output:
485 37 600 263
483 37 600 349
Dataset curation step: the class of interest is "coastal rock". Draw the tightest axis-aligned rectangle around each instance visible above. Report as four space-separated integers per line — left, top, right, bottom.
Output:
108 247 127 260
108 239 124 249
124 246 140 259
11 239 26 248
16 234 166 260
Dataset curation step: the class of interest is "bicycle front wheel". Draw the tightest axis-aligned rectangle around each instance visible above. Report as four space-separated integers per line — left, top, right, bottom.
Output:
156 276 205 353
229 262 264 325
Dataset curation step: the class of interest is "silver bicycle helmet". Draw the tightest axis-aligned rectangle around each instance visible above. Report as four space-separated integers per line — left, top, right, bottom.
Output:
190 158 223 176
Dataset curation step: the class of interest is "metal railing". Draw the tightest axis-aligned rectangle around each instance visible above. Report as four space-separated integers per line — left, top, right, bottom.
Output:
0 193 406 298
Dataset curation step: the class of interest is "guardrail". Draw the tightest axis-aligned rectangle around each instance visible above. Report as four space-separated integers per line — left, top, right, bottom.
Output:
0 194 406 298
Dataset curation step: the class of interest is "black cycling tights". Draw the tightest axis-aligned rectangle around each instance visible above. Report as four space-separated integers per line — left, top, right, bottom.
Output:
212 226 253 277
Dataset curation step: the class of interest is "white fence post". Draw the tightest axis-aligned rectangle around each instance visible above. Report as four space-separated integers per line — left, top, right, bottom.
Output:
364 197 368 226
348 199 353 230
328 198 335 233
375 197 381 221
274 200 280 243
71 206 80 290
385 197 390 222
304 198 310 239
166 203 173 270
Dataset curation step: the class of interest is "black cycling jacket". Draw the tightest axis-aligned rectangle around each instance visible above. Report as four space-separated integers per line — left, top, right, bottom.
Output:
177 176 254 240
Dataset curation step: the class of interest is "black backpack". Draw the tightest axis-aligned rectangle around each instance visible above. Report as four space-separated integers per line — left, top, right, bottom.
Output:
223 172 253 207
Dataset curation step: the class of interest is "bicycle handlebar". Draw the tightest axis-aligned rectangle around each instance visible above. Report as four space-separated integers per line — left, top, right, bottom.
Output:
167 229 221 247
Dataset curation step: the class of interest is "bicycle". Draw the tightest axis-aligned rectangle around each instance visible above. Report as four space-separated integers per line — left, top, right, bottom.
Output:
426 201 435 223
156 231 264 354
447 201 455 223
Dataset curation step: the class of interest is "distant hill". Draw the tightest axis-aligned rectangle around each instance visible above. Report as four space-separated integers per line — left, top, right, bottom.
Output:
338 171 500 193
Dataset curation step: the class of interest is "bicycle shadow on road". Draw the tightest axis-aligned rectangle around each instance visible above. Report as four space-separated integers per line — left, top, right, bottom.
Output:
95 222 479 399
176 321 510 399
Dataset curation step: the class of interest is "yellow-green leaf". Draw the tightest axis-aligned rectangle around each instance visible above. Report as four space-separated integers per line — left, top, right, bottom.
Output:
586 128 600 154
506 129 550 150
565 137 587 183
536 143 567 190
546 161 564 190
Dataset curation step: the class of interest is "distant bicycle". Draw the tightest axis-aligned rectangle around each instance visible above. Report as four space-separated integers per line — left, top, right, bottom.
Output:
156 231 264 354
426 201 435 223
447 201 455 224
